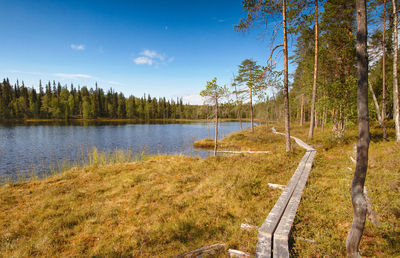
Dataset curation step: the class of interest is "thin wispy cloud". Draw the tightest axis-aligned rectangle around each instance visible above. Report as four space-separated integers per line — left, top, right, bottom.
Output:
141 49 165 61
134 56 153 66
70 44 85 51
53 73 93 79
134 49 172 66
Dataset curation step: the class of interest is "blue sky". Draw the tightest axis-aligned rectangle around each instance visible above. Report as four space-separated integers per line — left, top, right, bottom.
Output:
0 0 287 104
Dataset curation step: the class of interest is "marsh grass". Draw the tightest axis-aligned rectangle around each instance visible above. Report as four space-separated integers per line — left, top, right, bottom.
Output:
1 147 149 184
1 123 398 256
0 125 304 256
289 122 400 257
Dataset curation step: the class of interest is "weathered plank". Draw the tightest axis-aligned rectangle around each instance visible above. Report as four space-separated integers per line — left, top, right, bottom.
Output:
256 151 312 257
273 150 316 257
256 128 316 258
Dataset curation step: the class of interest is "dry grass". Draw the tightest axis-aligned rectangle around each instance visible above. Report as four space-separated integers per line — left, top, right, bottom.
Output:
289 122 400 257
0 125 303 257
1 122 398 257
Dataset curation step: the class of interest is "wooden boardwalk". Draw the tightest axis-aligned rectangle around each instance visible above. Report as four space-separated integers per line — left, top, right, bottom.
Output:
256 128 316 258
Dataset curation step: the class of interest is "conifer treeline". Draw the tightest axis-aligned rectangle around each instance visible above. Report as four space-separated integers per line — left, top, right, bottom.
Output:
0 78 243 121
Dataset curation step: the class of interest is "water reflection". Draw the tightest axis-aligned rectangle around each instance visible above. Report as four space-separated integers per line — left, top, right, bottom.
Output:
0 121 252 178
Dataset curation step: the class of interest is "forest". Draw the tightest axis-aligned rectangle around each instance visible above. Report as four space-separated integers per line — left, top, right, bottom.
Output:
0 79 245 121
0 0 399 256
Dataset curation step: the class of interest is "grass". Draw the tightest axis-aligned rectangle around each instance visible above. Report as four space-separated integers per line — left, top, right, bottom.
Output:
0 125 303 257
288 122 400 257
0 122 399 256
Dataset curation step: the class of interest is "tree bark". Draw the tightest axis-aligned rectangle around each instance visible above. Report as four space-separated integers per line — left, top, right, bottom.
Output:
250 87 254 133
300 94 304 126
346 1 370 257
382 0 388 140
283 0 291 152
309 0 319 139
392 0 400 141
214 99 219 156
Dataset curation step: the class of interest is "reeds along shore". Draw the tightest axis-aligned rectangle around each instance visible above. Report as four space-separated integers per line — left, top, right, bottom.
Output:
0 123 399 256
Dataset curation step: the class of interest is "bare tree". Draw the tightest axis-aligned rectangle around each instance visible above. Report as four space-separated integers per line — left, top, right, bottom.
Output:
308 0 319 139
200 78 229 156
382 0 388 140
346 0 370 256
283 0 291 152
393 0 400 141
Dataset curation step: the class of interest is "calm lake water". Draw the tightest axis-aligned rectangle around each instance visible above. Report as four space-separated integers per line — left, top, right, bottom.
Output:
0 121 252 179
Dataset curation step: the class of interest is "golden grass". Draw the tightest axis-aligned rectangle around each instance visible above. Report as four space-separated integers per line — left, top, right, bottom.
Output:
289 122 400 257
1 122 399 256
0 125 303 257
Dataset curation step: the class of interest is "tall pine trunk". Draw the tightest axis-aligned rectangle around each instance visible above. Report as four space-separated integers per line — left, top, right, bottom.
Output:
346 0 370 256
393 0 400 141
382 0 388 140
250 87 254 133
308 0 319 139
283 0 291 152
214 99 218 156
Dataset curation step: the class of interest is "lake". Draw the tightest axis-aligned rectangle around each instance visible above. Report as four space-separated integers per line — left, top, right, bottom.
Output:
0 121 252 179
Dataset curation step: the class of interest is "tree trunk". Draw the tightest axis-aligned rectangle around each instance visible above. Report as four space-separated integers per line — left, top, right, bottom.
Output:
283 0 291 152
382 0 388 140
308 0 319 139
250 87 254 133
393 0 400 141
346 1 370 257
300 94 304 126
214 99 218 156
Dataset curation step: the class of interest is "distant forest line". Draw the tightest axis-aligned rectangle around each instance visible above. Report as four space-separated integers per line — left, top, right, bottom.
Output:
0 78 258 121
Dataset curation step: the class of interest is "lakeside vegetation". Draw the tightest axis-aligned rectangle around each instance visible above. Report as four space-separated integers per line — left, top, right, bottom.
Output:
1 0 400 256
0 123 399 256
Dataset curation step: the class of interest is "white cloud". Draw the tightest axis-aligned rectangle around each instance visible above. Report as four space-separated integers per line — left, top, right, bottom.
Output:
70 44 85 51
182 94 204 105
134 49 171 66
53 73 93 79
140 49 165 61
134 56 153 65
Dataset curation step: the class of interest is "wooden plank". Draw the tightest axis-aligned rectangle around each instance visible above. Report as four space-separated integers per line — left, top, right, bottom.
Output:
255 151 312 257
256 128 317 257
273 150 316 257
